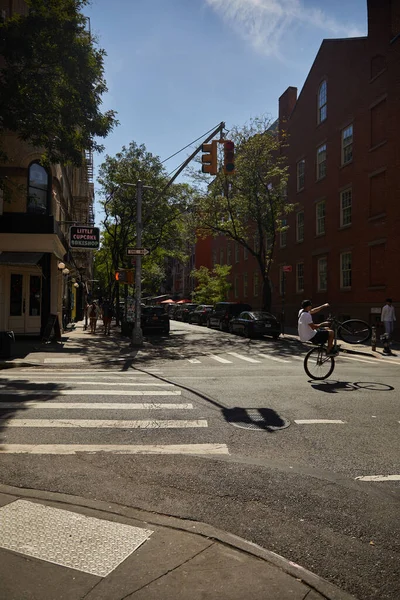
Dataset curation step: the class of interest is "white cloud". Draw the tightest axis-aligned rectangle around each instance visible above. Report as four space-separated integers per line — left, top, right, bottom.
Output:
204 0 364 57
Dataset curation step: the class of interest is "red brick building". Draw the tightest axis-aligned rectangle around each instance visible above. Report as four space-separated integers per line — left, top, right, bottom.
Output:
269 0 400 331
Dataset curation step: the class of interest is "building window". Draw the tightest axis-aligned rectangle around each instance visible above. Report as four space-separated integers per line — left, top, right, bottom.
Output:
234 275 239 299
317 144 327 179
342 125 353 165
227 243 232 265
296 211 304 242
318 257 327 291
371 99 387 148
297 159 305 191
280 219 287 248
296 263 304 293
235 242 239 263
340 189 352 227
243 246 248 260
253 272 259 297
318 80 327 123
212 250 217 266
243 273 248 297
219 249 224 264
27 163 49 214
316 201 325 235
340 252 352 289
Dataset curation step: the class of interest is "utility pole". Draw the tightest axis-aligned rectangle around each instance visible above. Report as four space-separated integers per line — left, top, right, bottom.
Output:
131 180 143 347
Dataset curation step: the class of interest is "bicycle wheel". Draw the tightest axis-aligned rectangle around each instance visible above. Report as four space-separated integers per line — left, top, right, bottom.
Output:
338 319 372 344
304 347 335 380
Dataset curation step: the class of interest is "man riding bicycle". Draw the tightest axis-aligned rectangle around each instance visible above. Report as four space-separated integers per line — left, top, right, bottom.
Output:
298 300 338 356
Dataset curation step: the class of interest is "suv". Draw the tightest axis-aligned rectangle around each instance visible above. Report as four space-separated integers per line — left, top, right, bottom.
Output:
140 306 170 334
207 302 252 331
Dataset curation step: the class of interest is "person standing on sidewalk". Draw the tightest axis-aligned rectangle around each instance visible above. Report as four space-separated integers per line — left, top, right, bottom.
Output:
381 298 396 338
89 301 101 334
101 299 114 335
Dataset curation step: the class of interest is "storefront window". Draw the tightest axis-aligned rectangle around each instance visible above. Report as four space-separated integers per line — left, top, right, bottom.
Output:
28 163 49 214
10 274 23 316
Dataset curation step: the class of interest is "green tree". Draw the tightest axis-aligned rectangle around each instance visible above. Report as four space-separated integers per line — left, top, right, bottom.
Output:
0 0 117 165
191 264 232 304
192 116 293 311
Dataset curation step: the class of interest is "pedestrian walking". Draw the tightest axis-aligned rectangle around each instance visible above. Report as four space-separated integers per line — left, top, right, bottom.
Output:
381 298 396 338
89 301 101 334
101 299 114 335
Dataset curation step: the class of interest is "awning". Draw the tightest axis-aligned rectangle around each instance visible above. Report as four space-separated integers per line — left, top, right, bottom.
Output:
0 252 44 266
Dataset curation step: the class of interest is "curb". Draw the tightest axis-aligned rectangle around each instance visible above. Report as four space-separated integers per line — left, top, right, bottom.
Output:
0 483 358 600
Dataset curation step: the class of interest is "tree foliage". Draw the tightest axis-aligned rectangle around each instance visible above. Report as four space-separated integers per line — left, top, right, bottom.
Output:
191 265 232 304
0 0 117 165
192 116 293 310
96 141 195 313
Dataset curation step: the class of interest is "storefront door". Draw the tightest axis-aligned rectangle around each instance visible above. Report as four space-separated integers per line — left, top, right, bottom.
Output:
8 271 42 334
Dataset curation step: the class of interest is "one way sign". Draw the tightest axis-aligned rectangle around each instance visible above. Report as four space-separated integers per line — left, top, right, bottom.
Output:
126 248 149 256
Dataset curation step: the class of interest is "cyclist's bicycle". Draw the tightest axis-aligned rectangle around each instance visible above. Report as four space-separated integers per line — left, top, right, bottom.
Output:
303 315 372 380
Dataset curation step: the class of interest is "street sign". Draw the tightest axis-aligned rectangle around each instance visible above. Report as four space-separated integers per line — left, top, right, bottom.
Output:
69 226 100 249
283 265 292 273
126 248 149 256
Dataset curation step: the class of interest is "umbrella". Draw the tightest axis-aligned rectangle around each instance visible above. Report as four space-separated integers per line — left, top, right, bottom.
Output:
176 299 191 304
160 299 175 304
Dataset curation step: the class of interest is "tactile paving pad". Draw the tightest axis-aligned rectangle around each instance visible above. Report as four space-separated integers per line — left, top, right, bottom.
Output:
0 500 153 576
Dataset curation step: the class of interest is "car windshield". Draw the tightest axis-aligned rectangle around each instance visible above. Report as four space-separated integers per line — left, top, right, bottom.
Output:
251 311 275 320
142 307 165 316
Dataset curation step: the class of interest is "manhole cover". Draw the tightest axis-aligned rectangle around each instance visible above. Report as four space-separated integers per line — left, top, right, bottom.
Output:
223 407 290 431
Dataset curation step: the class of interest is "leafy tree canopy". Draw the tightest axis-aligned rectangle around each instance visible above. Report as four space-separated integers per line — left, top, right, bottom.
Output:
191 265 232 305
0 0 117 165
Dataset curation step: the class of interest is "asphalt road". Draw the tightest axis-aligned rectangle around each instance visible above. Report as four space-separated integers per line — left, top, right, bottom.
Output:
0 320 398 600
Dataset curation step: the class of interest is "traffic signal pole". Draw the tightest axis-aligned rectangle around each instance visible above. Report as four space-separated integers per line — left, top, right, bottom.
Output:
131 180 144 347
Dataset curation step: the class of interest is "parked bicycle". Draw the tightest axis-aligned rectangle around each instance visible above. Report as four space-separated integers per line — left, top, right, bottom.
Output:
303 314 372 380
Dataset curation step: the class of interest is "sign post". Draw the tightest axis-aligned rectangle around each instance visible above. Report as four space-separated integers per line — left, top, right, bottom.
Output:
126 248 149 257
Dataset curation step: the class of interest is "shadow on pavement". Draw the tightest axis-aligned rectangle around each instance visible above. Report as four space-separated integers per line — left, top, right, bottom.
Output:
309 380 394 393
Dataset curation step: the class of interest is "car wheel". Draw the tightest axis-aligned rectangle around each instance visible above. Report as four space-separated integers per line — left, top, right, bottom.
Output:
228 323 234 334
244 326 252 338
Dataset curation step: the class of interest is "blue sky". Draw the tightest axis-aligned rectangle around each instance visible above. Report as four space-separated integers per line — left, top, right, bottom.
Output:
85 0 368 219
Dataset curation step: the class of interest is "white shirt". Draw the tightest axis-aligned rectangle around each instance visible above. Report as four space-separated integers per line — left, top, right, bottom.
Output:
381 305 396 322
298 310 316 342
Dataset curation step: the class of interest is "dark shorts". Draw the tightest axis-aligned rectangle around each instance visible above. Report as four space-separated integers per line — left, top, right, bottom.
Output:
312 330 329 345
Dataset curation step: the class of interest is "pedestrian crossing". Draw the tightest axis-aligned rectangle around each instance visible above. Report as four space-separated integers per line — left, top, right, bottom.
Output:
0 371 229 456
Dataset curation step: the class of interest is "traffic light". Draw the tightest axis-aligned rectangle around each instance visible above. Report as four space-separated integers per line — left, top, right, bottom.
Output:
223 140 235 175
115 270 133 284
201 140 218 175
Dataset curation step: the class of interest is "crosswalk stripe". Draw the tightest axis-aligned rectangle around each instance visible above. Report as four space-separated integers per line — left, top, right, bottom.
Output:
0 402 192 410
294 419 346 424
257 353 290 363
0 390 181 396
355 475 400 482
209 355 232 364
339 356 379 365
227 352 261 363
2 419 207 429
0 381 174 387
0 443 230 455
187 359 201 364
1 370 164 376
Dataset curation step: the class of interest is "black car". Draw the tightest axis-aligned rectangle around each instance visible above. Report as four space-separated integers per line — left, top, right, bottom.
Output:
140 306 170 334
207 302 252 331
229 311 281 339
189 304 213 325
179 304 198 322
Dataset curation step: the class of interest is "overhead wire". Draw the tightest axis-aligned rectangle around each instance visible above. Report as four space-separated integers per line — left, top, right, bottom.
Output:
160 123 222 164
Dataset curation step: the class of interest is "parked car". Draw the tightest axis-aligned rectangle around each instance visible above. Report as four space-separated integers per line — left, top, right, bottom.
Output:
168 304 181 320
180 304 198 322
140 305 170 334
188 304 213 325
207 302 252 331
229 311 281 339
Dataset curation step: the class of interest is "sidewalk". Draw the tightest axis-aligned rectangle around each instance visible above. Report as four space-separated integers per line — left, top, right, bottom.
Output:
0 484 357 600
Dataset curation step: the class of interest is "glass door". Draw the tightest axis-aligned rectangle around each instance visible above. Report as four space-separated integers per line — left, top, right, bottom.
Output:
9 272 42 334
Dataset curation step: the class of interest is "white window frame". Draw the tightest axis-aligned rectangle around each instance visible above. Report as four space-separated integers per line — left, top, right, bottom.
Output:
296 211 304 242
342 125 353 165
340 252 352 289
253 272 259 297
318 257 327 291
243 273 248 298
317 144 327 179
296 262 304 293
316 201 325 235
297 159 305 191
340 188 352 227
318 80 327 123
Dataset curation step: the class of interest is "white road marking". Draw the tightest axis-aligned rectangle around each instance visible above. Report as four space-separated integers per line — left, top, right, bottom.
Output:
294 419 346 424
2 419 207 429
44 358 87 363
339 356 379 365
227 353 261 363
257 353 290 363
0 370 163 376
0 381 174 387
0 402 192 410
355 475 400 482
0 443 229 455
0 390 181 396
187 359 201 364
209 355 232 364
291 356 304 361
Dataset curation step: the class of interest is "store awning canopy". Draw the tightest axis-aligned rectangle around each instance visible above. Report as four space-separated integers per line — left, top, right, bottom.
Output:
160 299 175 304
0 252 44 266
